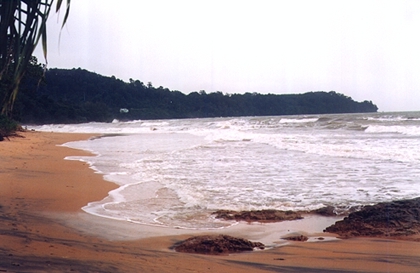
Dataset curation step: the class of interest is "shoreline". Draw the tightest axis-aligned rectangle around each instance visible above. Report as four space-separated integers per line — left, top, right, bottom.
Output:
1 131 419 272
47 210 343 245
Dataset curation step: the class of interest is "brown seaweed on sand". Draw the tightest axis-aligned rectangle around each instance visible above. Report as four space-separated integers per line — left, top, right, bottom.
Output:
174 235 265 255
282 234 309 242
213 209 303 223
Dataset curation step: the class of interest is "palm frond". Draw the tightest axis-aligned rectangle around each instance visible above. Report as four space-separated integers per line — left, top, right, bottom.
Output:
0 0 70 116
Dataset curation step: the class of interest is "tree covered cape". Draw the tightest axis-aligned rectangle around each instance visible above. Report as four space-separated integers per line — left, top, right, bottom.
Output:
13 68 378 124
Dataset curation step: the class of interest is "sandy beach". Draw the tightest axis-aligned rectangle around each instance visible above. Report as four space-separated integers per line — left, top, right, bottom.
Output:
1 131 420 272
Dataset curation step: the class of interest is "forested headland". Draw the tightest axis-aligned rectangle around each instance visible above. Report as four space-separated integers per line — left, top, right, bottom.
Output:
13 68 378 124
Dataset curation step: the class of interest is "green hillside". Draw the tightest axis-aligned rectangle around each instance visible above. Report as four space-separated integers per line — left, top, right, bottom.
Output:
13 68 378 124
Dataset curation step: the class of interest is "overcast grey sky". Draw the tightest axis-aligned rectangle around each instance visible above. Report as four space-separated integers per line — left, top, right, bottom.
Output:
34 0 420 112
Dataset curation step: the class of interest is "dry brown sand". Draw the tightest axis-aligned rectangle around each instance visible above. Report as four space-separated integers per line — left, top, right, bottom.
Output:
1 131 419 272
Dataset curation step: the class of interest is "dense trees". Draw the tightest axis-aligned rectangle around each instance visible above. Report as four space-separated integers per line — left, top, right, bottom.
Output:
14 68 378 124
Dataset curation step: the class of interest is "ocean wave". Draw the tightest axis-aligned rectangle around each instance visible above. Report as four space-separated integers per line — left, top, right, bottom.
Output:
279 117 319 123
367 116 420 122
30 113 420 230
365 125 420 136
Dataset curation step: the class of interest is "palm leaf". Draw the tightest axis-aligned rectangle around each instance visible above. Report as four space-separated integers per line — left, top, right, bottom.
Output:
0 0 70 116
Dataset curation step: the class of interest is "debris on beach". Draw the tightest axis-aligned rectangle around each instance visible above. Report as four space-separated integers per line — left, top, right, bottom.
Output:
324 197 420 239
212 209 303 223
174 235 265 255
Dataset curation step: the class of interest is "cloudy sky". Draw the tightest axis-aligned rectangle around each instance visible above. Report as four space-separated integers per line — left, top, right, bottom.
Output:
33 0 420 112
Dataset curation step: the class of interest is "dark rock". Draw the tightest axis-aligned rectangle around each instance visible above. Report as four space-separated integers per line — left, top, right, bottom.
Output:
213 209 303 222
282 234 309 241
174 234 265 255
308 205 360 216
310 206 337 216
324 197 420 238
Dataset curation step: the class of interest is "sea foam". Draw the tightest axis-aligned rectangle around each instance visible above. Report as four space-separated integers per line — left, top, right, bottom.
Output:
29 112 420 229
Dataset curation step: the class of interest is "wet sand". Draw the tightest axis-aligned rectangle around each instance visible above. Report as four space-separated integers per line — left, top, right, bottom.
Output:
1 131 419 272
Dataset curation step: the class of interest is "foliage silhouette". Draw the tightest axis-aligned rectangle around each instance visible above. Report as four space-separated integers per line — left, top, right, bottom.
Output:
0 0 70 116
14 68 378 124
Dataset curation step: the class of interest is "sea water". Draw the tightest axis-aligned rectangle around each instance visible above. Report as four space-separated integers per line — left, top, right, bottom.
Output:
30 112 420 229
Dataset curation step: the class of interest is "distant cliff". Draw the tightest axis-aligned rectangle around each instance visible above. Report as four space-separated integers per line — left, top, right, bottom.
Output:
14 68 378 124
